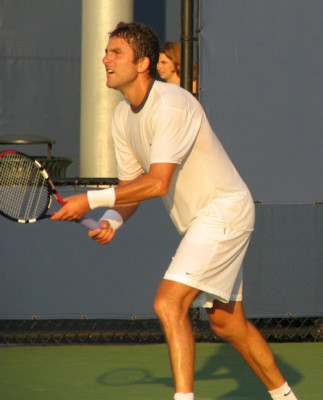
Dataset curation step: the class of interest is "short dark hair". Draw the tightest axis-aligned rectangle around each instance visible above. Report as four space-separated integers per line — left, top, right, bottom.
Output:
109 22 160 78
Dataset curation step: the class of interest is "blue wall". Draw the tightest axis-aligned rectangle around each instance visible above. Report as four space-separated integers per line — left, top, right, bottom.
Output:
0 1 322 320
199 0 323 203
1 201 322 319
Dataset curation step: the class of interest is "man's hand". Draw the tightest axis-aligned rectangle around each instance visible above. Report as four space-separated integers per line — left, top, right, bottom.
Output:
50 193 90 222
88 220 117 244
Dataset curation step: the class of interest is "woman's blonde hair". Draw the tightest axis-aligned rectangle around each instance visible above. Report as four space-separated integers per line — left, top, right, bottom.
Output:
160 42 181 77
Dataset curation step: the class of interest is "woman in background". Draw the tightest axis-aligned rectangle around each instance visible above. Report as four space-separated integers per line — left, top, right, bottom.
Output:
158 41 198 94
157 42 181 85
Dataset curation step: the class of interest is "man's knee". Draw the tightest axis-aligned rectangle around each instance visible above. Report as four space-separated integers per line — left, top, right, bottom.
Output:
154 280 200 321
207 302 249 343
153 294 167 319
209 319 235 342
154 292 193 324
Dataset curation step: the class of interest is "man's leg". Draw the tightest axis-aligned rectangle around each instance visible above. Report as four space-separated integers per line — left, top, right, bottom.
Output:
207 300 295 394
154 279 200 394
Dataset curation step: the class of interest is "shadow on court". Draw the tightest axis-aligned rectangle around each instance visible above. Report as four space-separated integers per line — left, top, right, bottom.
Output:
194 344 303 399
97 343 303 399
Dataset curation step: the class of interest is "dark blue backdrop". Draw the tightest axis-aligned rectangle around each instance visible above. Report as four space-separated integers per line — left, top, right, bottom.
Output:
0 0 322 319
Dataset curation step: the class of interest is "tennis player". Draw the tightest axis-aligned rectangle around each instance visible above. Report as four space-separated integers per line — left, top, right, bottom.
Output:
52 22 298 400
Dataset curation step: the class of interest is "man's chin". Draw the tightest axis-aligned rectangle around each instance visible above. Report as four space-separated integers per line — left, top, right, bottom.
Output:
106 81 116 89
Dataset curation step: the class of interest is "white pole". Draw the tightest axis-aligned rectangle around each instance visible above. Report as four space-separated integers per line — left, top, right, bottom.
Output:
80 0 133 177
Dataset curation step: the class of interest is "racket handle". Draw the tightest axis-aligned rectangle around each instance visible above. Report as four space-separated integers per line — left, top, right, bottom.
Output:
79 217 102 230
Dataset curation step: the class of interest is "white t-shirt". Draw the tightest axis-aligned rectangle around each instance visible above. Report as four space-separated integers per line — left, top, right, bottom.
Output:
112 80 254 234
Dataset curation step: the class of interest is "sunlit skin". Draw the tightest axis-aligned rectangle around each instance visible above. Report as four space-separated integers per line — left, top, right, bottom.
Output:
157 53 180 84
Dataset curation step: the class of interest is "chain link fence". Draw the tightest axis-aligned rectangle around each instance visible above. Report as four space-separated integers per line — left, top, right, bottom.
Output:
1 315 322 345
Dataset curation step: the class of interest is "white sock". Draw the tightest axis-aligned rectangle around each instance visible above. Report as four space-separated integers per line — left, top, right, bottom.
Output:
174 393 194 400
269 382 297 399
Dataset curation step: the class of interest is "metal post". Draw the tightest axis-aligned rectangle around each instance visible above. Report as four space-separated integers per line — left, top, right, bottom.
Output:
80 0 133 178
180 0 194 93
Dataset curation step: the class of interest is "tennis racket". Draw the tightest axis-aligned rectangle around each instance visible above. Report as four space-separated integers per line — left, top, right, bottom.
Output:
0 150 101 229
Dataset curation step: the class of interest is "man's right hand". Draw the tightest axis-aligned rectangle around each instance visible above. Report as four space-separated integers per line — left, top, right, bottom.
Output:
88 220 117 245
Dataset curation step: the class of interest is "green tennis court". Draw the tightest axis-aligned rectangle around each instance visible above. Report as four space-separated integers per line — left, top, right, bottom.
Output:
0 342 321 399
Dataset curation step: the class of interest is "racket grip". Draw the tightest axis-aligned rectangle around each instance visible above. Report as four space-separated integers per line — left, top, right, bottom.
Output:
79 217 102 230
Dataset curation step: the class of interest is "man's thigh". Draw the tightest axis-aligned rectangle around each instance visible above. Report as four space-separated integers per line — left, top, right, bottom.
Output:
155 279 201 311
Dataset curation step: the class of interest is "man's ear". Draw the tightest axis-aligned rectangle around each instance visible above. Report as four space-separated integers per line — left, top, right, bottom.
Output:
137 57 150 73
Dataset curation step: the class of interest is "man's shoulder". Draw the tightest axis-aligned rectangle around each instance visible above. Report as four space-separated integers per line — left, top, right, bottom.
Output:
153 80 186 95
151 80 198 109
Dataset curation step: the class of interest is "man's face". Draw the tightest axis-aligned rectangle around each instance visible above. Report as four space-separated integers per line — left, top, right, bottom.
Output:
102 36 139 91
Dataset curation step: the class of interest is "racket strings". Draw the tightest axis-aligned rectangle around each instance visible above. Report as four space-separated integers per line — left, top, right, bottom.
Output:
23 161 46 220
0 153 50 221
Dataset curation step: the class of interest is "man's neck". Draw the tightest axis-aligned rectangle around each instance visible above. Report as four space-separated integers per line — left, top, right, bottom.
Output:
130 79 155 113
122 76 154 108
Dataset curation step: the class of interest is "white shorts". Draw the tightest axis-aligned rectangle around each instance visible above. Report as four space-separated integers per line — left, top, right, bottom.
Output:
164 217 253 308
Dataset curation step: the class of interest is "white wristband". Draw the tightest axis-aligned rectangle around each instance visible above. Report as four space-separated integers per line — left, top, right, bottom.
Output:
87 187 116 209
99 210 123 230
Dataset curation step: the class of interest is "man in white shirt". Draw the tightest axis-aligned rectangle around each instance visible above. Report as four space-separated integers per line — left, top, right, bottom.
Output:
52 22 298 400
